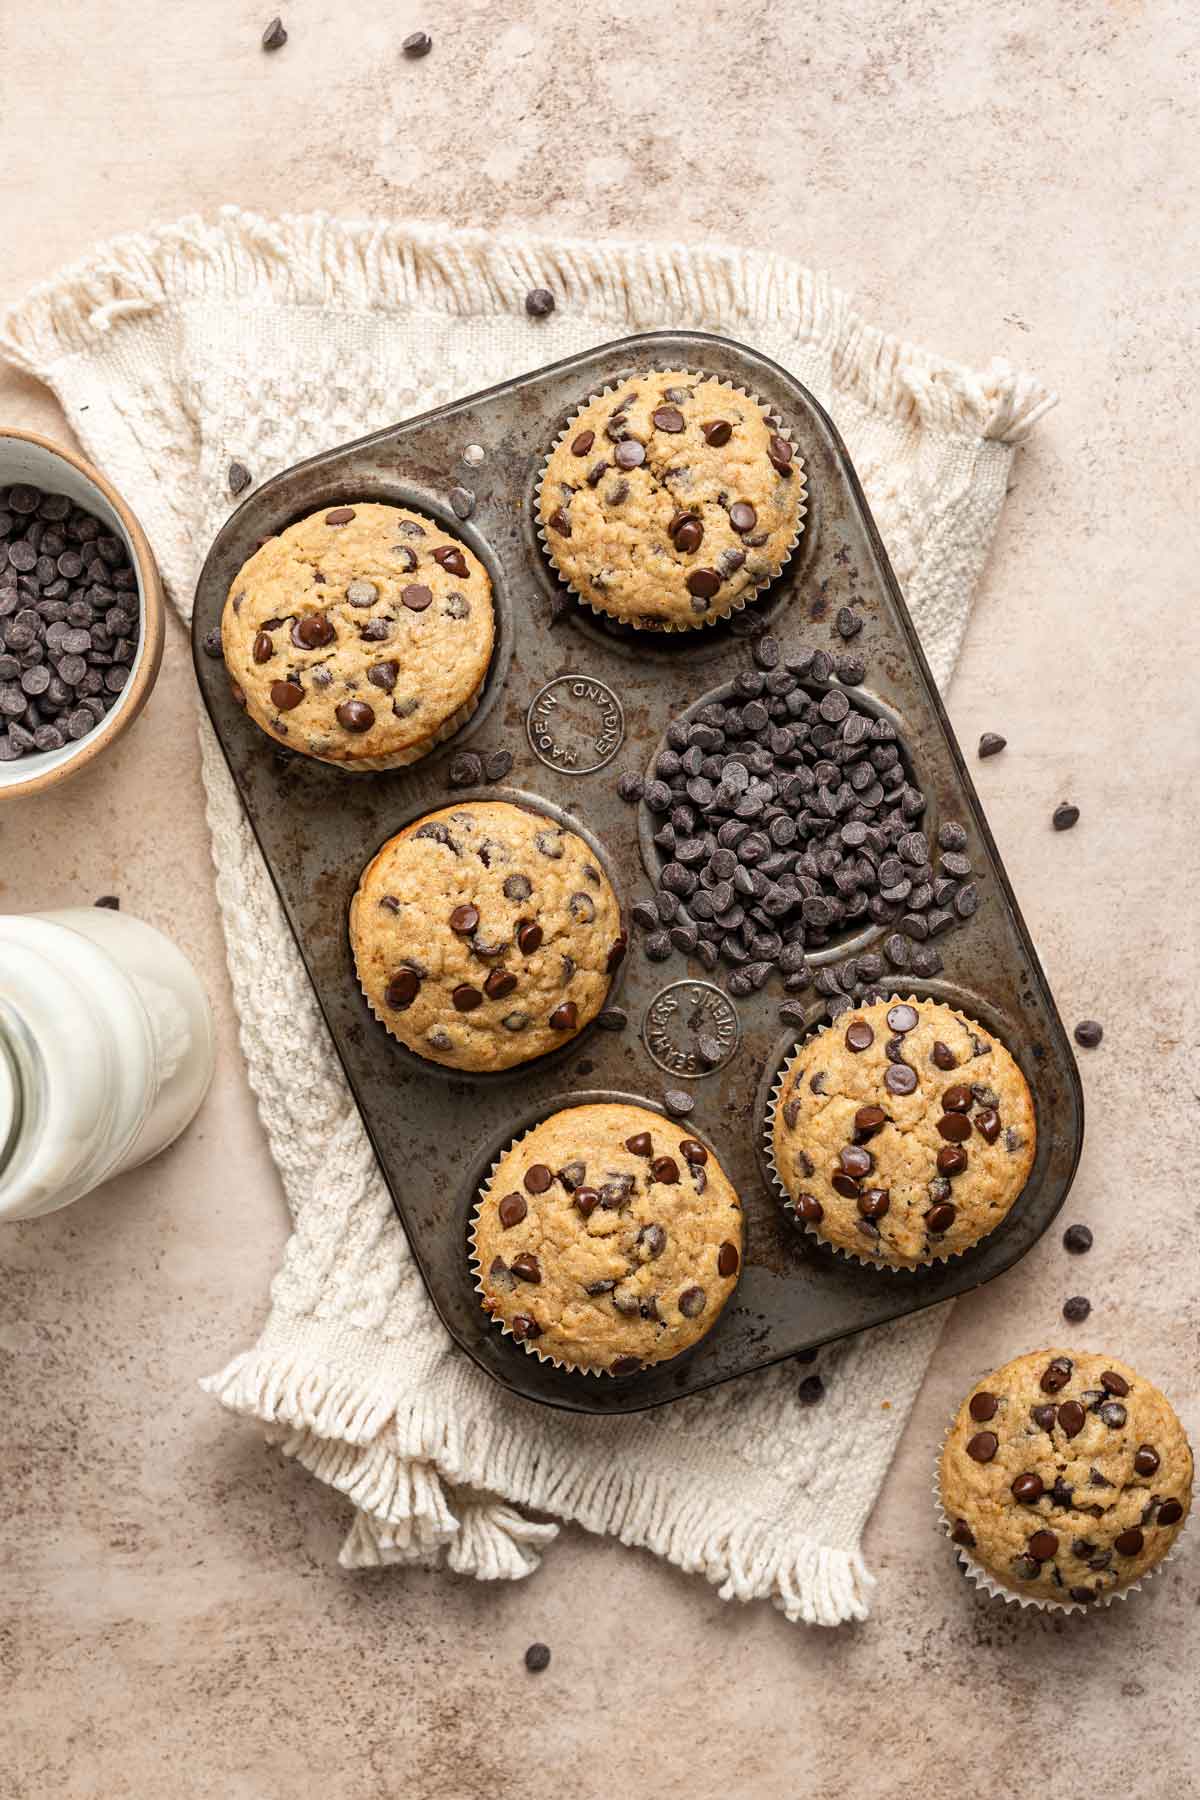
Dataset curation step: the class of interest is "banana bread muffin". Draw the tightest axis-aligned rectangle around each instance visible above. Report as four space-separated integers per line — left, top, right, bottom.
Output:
472 1102 743 1373
538 370 804 630
351 801 625 1072
771 996 1036 1268
939 1349 1193 1607
222 502 493 768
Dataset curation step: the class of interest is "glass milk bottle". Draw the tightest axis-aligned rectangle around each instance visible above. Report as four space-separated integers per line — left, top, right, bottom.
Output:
0 907 214 1222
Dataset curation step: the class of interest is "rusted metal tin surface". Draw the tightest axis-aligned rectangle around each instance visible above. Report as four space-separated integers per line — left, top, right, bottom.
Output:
192 330 1083 1415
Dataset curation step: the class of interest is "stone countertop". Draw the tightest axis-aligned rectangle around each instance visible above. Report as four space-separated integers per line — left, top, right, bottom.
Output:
0 3 1194 1795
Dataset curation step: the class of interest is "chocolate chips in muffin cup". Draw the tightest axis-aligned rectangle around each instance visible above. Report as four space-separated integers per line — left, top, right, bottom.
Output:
0 484 139 762
631 647 976 1005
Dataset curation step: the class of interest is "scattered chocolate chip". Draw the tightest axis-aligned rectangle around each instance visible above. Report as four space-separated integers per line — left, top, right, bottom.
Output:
1052 801 1080 831
663 1090 694 1118
1074 1019 1103 1048
1063 1223 1093 1254
227 460 252 495
1062 1295 1091 1323
448 751 484 788
402 28 432 56
524 288 555 318
978 732 1006 758
261 16 287 50
797 1373 825 1405
449 486 474 520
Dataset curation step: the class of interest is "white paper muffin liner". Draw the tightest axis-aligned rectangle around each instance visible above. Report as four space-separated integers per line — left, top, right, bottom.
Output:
468 1111 740 1378
932 1415 1181 1616
536 372 807 633
764 994 1026 1273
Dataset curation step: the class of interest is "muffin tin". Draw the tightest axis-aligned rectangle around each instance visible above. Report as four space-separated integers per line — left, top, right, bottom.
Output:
191 329 1084 1416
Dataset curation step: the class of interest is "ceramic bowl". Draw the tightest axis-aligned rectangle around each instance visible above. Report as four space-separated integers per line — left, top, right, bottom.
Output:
0 428 164 800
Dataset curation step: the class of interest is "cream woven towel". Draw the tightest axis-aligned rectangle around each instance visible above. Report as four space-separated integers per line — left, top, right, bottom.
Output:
1 208 1055 1625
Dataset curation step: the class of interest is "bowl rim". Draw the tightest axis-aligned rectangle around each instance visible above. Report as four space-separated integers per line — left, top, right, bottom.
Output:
0 426 165 800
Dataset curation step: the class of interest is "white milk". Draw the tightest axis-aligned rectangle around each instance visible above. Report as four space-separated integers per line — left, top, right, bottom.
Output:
0 908 214 1221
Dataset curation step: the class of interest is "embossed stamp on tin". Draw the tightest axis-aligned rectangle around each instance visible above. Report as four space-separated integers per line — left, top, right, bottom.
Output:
526 674 624 774
642 980 741 1077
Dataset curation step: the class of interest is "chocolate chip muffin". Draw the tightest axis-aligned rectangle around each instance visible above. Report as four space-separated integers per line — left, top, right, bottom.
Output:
222 502 494 769
771 996 1035 1268
939 1349 1193 1608
351 802 625 1072
538 371 804 630
472 1103 743 1373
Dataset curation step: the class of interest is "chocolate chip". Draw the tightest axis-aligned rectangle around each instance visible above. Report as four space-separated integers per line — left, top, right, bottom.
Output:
966 1431 998 1463
336 699 374 732
498 1193 527 1228
717 1241 739 1278
1057 1400 1086 1438
1100 1369 1129 1397
950 1518 975 1547
324 507 355 526
650 1155 680 1185
1099 1400 1126 1428
449 903 480 934
548 1001 578 1031
885 1003 918 1034
1040 1356 1073 1394
1028 1529 1059 1562
524 288 555 317
571 430 595 456
227 460 252 495
652 406 685 433
1114 1528 1144 1556
1032 1404 1058 1431
767 434 793 473
686 568 721 600
1052 802 1080 831
261 16 287 51
511 1253 541 1284
663 1090 694 1118
1158 1499 1184 1525
451 983 482 1013
884 1063 918 1096
1012 1473 1043 1504
844 1018 874 1052
797 1374 825 1405
614 439 646 470
1063 1223 1093 1254
791 1193 824 1224
678 1285 706 1318
523 1642 550 1672
936 1145 968 1176
978 732 1006 758
1134 1445 1160 1476
523 1164 553 1195
1062 1295 1091 1323
270 679 304 711
702 419 732 446
930 1041 957 1071
1074 1019 1103 1048
385 968 420 1010
402 28 432 55
937 1112 972 1144
968 1391 998 1422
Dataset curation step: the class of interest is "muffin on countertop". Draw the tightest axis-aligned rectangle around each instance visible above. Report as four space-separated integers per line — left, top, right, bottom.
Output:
939 1349 1193 1607
350 801 625 1072
771 996 1036 1268
538 370 803 630
222 502 494 768
472 1102 743 1374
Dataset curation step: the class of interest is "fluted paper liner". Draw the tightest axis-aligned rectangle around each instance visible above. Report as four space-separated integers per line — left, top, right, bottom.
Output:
764 995 1025 1273
536 372 807 633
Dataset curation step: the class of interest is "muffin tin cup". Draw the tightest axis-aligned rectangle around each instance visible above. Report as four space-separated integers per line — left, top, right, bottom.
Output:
762 993 1030 1273
535 373 807 633
349 791 627 1074
466 1093 742 1379
191 327 1084 1416
931 1423 1176 1617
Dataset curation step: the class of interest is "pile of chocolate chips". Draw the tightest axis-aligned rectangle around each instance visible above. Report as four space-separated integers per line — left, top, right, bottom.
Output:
624 642 977 1012
0 484 139 762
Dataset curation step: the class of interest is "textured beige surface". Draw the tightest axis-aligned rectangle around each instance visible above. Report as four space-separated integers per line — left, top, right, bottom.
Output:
772 998 1036 1267
351 801 622 1070
940 1350 1193 1604
473 1102 742 1370
539 370 803 627
222 503 494 766
0 2 1197 1797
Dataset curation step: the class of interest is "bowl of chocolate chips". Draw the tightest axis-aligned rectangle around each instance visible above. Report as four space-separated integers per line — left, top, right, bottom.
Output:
0 429 164 798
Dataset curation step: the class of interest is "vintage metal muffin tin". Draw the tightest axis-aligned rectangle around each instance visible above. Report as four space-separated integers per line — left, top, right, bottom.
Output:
192 330 1084 1415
